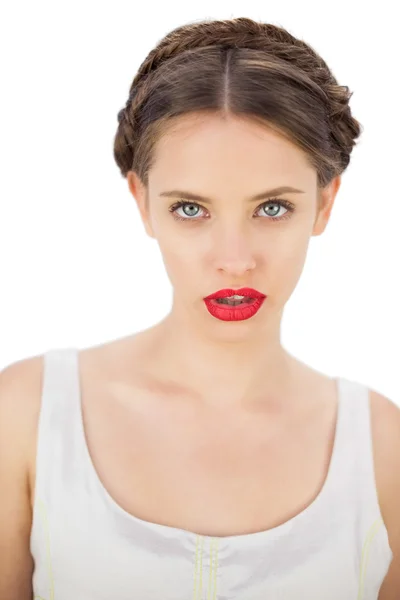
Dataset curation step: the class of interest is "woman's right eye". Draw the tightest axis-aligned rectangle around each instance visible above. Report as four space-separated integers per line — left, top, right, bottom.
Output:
169 201 207 221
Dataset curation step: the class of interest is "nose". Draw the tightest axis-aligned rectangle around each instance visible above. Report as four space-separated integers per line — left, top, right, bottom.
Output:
212 228 256 277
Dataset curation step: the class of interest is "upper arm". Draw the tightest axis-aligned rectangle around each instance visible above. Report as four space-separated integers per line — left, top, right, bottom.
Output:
0 355 43 600
369 389 400 599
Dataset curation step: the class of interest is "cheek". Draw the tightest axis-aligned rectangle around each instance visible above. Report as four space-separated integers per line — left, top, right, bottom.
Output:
271 238 311 299
279 236 309 265
263 224 310 260
157 238 199 280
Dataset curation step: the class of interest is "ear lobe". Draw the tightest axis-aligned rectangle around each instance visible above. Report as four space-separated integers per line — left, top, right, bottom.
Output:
127 172 155 238
143 219 155 239
312 176 341 236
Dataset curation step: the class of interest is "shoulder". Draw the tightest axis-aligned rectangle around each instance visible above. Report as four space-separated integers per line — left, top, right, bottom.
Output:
0 352 44 411
369 388 400 598
0 353 44 422
0 354 45 495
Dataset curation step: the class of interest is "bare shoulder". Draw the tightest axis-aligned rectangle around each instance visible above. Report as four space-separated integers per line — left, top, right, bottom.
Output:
369 388 400 599
0 353 45 599
0 352 44 428
0 354 45 494
0 352 44 424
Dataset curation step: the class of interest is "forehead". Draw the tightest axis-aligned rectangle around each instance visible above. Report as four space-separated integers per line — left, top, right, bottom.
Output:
150 113 316 189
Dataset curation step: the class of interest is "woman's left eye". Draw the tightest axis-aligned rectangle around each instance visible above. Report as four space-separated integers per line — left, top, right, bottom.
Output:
168 198 295 222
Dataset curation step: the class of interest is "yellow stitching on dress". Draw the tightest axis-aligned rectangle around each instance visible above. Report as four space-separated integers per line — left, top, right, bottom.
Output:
213 537 219 600
33 497 54 600
198 535 204 599
193 535 204 600
357 517 384 600
193 535 200 600
207 537 220 600
208 537 215 599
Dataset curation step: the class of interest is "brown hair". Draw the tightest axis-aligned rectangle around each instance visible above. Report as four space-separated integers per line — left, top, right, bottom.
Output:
113 17 362 190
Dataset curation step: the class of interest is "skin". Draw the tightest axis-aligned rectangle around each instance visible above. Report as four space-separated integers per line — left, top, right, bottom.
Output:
127 112 341 410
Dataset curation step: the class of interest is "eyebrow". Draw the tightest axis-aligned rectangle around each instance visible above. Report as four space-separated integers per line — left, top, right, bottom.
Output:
159 186 305 204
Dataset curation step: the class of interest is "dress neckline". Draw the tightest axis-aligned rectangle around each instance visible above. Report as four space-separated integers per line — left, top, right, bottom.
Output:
74 348 344 548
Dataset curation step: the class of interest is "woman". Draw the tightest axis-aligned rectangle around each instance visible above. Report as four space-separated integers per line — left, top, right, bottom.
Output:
1 16 399 600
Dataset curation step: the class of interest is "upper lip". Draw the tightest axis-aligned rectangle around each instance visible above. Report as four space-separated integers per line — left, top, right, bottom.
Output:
204 287 266 300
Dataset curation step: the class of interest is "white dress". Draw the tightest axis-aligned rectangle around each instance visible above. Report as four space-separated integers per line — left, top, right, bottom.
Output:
30 348 393 599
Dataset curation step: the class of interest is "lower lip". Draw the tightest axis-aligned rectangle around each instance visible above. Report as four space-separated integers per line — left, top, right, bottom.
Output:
203 297 266 321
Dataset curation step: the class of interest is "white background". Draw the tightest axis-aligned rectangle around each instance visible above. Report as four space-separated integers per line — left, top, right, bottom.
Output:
1 1 398 404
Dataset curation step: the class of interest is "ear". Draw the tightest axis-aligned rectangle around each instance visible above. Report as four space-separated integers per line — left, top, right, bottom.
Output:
312 175 342 236
127 171 155 238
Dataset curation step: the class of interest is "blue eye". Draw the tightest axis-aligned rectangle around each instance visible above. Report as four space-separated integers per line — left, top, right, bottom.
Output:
168 198 295 222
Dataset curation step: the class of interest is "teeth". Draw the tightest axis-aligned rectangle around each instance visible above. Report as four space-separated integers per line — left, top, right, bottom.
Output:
216 296 251 306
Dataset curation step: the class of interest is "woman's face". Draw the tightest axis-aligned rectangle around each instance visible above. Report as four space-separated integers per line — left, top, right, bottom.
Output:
129 113 340 329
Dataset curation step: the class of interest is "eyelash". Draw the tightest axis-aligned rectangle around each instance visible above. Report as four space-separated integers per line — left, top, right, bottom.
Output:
168 198 295 223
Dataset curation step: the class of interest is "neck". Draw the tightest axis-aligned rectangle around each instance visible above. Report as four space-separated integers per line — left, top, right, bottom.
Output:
147 304 299 411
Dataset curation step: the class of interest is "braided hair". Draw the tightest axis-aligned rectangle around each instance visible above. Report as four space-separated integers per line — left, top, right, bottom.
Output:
114 17 362 188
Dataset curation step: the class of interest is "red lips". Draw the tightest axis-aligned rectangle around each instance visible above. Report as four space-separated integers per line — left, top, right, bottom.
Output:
203 288 267 322
204 287 266 300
